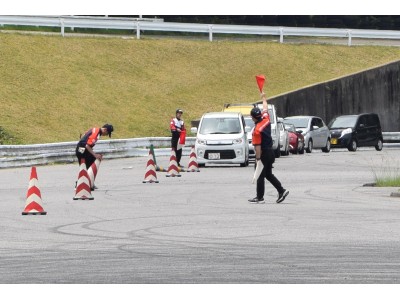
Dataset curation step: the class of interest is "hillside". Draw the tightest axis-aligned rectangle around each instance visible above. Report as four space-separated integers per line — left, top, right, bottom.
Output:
1 32 400 144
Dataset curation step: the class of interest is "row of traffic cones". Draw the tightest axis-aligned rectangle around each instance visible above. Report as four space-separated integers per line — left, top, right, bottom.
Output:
143 145 200 183
22 158 101 215
22 146 199 214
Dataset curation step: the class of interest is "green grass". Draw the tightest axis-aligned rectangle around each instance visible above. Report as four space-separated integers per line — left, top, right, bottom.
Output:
1 32 400 144
370 155 400 187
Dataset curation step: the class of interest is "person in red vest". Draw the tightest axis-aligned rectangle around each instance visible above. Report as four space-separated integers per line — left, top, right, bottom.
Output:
170 109 185 166
249 93 288 204
75 124 114 188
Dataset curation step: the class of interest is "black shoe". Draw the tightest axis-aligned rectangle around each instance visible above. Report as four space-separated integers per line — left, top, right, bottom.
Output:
91 185 98 191
248 197 265 204
277 190 289 203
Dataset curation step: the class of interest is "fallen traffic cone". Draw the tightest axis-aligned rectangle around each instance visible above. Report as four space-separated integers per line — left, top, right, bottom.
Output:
166 148 181 177
22 166 47 215
87 159 101 190
143 149 159 183
73 159 94 200
187 146 200 172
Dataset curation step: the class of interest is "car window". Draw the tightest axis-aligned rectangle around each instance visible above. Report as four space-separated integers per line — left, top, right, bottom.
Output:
284 118 309 128
358 116 367 128
313 118 324 128
366 114 380 127
244 117 255 129
328 116 357 128
199 117 242 134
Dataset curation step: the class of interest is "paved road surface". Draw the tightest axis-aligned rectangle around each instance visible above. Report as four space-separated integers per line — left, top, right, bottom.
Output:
1 146 400 283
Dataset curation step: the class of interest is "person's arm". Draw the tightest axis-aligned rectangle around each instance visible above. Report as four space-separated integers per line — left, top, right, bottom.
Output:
85 144 103 160
261 92 268 112
255 145 262 161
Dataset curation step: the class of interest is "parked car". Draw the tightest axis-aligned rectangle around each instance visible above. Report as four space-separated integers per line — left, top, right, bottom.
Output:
223 103 279 158
283 116 331 153
277 118 290 156
328 113 383 152
191 112 250 167
284 123 305 154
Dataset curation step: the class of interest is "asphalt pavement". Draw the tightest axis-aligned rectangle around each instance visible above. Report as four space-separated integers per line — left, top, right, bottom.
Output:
1 146 400 284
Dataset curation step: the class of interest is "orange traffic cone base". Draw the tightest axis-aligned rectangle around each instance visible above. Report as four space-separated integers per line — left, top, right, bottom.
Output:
22 211 47 215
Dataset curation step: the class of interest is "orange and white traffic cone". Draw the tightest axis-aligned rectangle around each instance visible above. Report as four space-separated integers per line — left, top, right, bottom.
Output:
87 159 101 190
143 150 159 183
187 146 200 172
166 148 181 177
22 166 47 215
73 159 94 200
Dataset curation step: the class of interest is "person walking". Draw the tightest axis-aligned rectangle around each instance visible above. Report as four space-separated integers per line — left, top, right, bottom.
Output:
249 93 289 204
170 109 185 166
75 124 114 189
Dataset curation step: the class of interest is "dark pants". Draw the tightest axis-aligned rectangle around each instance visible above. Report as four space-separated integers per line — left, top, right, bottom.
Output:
171 132 182 165
257 148 284 199
76 146 95 170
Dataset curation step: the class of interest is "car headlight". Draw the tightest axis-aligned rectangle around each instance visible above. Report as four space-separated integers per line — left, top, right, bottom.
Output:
197 139 206 145
233 138 243 144
340 128 352 138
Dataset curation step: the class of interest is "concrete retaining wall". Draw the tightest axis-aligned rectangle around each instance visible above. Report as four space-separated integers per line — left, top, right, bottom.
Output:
266 60 400 132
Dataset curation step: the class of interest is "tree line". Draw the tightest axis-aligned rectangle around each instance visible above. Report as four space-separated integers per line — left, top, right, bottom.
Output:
139 16 400 30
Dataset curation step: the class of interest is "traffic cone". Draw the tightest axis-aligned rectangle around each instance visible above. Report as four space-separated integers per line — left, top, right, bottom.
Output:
87 159 101 190
73 159 94 200
143 149 159 183
166 148 181 177
22 167 47 215
187 146 200 172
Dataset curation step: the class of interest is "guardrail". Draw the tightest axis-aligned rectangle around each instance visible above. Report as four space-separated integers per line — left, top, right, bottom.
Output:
2 15 400 46
0 137 195 169
1 134 399 169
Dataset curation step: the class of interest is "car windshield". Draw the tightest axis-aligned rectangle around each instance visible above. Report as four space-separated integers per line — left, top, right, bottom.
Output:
199 117 242 134
244 117 255 129
284 117 309 128
329 116 357 129
284 123 295 132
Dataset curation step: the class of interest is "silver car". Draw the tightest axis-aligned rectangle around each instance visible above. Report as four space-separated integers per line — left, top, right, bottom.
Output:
283 116 331 153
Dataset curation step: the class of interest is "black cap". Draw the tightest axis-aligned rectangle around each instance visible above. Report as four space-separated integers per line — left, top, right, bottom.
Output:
102 124 114 137
250 107 262 119
176 109 183 114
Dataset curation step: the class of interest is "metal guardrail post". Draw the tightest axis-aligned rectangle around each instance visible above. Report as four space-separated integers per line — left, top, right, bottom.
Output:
136 22 140 39
209 25 213 42
347 30 352 46
60 18 65 37
279 27 284 43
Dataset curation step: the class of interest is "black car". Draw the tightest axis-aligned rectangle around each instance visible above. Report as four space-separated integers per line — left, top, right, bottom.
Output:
328 113 383 152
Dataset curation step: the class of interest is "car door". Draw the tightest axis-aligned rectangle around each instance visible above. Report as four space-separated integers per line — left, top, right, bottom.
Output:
356 115 368 146
311 117 324 147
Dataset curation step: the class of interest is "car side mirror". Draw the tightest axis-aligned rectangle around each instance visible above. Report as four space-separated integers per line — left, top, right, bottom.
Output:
296 130 303 134
313 125 319 130
191 127 198 134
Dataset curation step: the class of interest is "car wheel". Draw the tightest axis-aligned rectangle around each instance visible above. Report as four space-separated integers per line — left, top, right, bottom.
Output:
298 142 304 154
322 139 331 153
375 138 383 151
275 144 281 158
198 163 205 168
306 139 313 153
347 139 357 152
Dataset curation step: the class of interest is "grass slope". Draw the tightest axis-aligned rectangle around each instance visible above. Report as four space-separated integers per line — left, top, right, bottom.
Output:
1 33 400 144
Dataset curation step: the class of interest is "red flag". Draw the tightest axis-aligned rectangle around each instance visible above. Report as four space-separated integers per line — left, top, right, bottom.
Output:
255 75 266 92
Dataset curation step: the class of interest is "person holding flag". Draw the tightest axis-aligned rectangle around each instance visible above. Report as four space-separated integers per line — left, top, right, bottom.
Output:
249 92 289 204
170 109 186 166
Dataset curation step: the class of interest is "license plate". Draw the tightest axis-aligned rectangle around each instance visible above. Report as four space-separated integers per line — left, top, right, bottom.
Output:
331 138 337 145
208 153 220 160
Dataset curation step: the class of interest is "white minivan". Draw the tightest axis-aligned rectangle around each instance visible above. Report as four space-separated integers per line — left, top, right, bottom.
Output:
191 112 250 167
